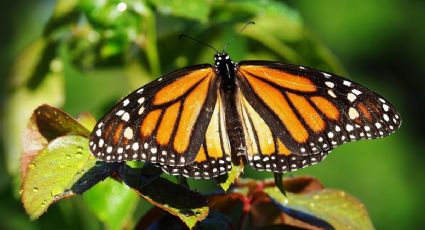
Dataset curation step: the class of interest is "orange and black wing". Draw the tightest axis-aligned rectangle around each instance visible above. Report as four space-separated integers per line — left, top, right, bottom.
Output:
89 64 218 166
162 92 233 179
237 61 401 172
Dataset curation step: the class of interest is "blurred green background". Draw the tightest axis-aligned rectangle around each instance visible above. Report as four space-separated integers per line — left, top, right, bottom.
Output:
1 0 424 229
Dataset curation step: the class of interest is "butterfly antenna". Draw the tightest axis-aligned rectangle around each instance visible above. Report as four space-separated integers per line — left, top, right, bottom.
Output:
179 34 219 53
223 21 255 51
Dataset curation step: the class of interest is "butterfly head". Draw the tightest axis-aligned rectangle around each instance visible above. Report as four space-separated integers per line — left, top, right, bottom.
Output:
214 52 234 68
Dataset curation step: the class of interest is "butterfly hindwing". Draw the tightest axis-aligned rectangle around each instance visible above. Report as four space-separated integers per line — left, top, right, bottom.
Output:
89 64 218 166
162 92 233 178
237 61 401 172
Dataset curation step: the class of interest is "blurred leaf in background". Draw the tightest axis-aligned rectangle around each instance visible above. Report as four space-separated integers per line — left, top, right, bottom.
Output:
1 0 424 229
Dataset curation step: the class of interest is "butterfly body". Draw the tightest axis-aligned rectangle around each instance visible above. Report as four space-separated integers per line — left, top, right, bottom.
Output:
89 52 401 179
215 53 246 163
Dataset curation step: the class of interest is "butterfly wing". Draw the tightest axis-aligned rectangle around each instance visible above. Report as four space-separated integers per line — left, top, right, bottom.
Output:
236 61 401 172
89 64 218 166
161 92 233 179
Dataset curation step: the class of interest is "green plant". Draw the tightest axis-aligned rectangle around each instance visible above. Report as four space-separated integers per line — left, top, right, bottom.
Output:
8 0 377 229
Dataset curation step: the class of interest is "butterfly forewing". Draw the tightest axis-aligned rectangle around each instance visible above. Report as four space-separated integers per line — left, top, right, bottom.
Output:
237 61 401 172
89 64 218 166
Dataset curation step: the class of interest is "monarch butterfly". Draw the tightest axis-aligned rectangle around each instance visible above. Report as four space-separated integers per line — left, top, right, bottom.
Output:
89 38 401 179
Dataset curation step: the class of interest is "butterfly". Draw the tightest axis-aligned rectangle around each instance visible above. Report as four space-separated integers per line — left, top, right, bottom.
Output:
89 51 401 179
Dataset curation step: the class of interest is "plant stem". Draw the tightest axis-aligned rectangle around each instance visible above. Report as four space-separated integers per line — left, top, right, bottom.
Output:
144 8 160 77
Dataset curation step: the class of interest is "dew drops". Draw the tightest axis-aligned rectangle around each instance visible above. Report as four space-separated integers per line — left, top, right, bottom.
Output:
66 155 72 160
33 187 39 192
51 185 63 198
75 152 83 158
28 163 36 169
76 146 84 153
40 200 48 208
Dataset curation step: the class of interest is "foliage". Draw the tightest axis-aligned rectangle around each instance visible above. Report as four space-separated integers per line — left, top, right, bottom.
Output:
3 0 411 229
20 105 374 229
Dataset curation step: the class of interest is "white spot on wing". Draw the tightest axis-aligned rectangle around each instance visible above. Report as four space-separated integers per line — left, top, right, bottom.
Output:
348 107 360 119
328 90 337 98
123 99 130 106
352 89 362 95
383 104 389 112
325 81 335 88
347 93 357 102
343 80 351 86
116 110 125 116
122 112 130 122
132 142 139 151
124 127 133 139
138 97 145 104
138 106 145 115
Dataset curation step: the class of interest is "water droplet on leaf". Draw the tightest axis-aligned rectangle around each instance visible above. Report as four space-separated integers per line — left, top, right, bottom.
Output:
28 163 36 169
51 186 63 197
33 187 39 192
75 151 83 158
40 200 48 207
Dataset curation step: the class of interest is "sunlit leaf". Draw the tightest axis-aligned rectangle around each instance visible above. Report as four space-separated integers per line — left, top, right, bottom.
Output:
21 135 96 219
120 165 209 229
218 0 345 74
44 0 79 36
21 105 91 178
150 0 210 22
76 112 97 132
32 104 90 139
83 178 139 230
217 161 244 192
265 186 374 230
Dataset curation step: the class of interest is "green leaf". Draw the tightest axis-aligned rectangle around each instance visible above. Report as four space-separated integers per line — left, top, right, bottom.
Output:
120 165 209 229
44 0 79 36
265 187 374 230
150 0 211 22
32 104 91 139
76 112 97 132
217 162 244 192
83 178 139 230
273 173 286 197
218 0 345 74
21 135 97 219
21 105 91 178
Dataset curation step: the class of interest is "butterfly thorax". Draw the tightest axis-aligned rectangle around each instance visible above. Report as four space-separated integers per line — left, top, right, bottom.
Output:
214 52 237 91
